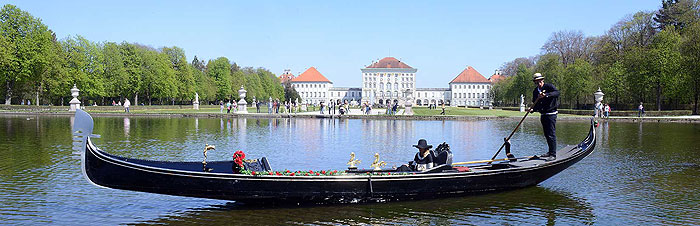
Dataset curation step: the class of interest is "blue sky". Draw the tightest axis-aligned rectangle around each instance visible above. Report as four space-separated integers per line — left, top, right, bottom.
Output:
7 0 661 88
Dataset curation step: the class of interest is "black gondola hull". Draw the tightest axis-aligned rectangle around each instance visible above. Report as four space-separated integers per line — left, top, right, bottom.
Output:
75 110 596 203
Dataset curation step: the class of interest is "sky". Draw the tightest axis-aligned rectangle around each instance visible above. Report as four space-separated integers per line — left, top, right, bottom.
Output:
6 0 662 88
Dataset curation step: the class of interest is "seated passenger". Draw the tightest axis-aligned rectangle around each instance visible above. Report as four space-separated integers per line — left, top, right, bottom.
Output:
412 139 434 171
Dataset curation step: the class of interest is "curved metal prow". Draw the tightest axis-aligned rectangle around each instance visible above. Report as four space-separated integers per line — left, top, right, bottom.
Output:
73 109 104 188
72 109 98 152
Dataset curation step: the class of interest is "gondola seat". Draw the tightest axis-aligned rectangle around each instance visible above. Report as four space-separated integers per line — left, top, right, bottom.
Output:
243 157 272 172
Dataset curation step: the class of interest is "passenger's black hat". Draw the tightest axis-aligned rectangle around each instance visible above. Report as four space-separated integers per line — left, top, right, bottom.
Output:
413 139 432 149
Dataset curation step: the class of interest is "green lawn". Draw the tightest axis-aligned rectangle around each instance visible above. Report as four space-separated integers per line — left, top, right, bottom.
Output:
412 107 543 117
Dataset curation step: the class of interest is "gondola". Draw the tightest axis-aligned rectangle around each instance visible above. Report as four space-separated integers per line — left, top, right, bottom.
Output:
74 109 595 203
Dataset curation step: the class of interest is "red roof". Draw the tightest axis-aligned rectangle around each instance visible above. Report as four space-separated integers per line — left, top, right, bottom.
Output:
489 73 505 83
291 67 331 83
366 57 413 69
450 66 490 83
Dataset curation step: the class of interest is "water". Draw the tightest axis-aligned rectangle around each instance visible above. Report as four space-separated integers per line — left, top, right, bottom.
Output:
1 115 699 225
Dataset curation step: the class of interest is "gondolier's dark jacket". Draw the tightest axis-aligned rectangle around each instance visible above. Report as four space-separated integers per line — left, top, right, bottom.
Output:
532 83 560 114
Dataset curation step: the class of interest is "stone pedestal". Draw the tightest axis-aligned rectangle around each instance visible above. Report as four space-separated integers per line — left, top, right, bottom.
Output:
193 92 199 110
519 94 525 112
237 86 248 113
69 84 81 112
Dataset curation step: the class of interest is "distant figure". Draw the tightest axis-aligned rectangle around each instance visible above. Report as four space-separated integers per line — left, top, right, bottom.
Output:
604 104 611 118
256 101 260 113
392 103 398 115
118 100 122 106
226 101 232 114
220 101 224 113
531 73 559 160
112 100 116 106
123 98 131 113
441 103 446 115
638 102 644 117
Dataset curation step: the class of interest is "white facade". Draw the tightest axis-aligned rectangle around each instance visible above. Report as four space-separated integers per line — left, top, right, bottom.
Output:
288 58 497 107
449 83 491 107
415 88 451 106
292 82 332 104
329 87 362 103
361 68 417 105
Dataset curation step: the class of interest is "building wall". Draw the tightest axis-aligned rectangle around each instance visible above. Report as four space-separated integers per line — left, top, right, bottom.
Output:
360 68 417 105
288 65 495 107
292 82 332 104
329 88 362 103
450 83 491 107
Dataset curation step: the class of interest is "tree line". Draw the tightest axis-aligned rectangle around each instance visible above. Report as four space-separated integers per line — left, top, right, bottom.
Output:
491 0 700 114
0 4 290 106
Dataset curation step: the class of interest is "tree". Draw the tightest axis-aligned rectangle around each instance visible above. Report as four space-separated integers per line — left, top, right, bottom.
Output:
601 61 628 105
499 57 535 77
647 28 682 110
0 4 55 105
118 42 143 104
541 30 595 67
654 0 700 31
681 22 700 114
283 81 301 103
191 55 205 72
102 42 126 103
162 46 194 102
206 57 232 100
560 59 594 108
60 36 106 100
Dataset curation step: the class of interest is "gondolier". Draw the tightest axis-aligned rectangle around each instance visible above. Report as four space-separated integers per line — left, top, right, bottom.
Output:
530 73 560 160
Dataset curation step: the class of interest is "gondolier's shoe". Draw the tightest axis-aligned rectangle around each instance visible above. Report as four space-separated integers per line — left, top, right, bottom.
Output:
540 153 556 161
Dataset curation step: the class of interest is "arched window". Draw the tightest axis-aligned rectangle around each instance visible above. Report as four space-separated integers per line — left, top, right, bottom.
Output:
380 82 384 90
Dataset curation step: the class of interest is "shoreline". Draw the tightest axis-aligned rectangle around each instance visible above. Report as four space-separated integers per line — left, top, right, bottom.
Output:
2 111 699 123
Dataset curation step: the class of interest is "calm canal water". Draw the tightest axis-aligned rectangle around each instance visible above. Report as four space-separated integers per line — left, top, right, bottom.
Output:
1 115 699 225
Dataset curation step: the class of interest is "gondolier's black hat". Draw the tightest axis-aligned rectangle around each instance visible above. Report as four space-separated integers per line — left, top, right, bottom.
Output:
413 139 433 149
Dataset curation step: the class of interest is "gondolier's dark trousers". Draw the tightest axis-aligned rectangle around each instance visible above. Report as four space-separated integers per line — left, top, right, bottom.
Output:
540 113 557 155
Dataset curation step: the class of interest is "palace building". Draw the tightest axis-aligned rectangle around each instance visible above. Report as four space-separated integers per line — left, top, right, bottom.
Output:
287 57 500 107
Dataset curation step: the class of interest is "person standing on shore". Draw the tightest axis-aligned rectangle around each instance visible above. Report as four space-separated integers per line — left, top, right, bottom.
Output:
638 102 644 117
220 100 224 113
123 98 131 113
530 73 560 160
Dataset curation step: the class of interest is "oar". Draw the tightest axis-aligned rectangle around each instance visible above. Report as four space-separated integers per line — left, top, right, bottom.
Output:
488 96 542 163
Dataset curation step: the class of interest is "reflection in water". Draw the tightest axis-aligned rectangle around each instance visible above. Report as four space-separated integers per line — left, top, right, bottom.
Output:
134 187 595 226
124 117 130 138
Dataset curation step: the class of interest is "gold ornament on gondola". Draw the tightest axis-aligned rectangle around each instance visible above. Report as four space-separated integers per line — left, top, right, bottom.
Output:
347 152 361 169
370 153 386 171
202 144 216 164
